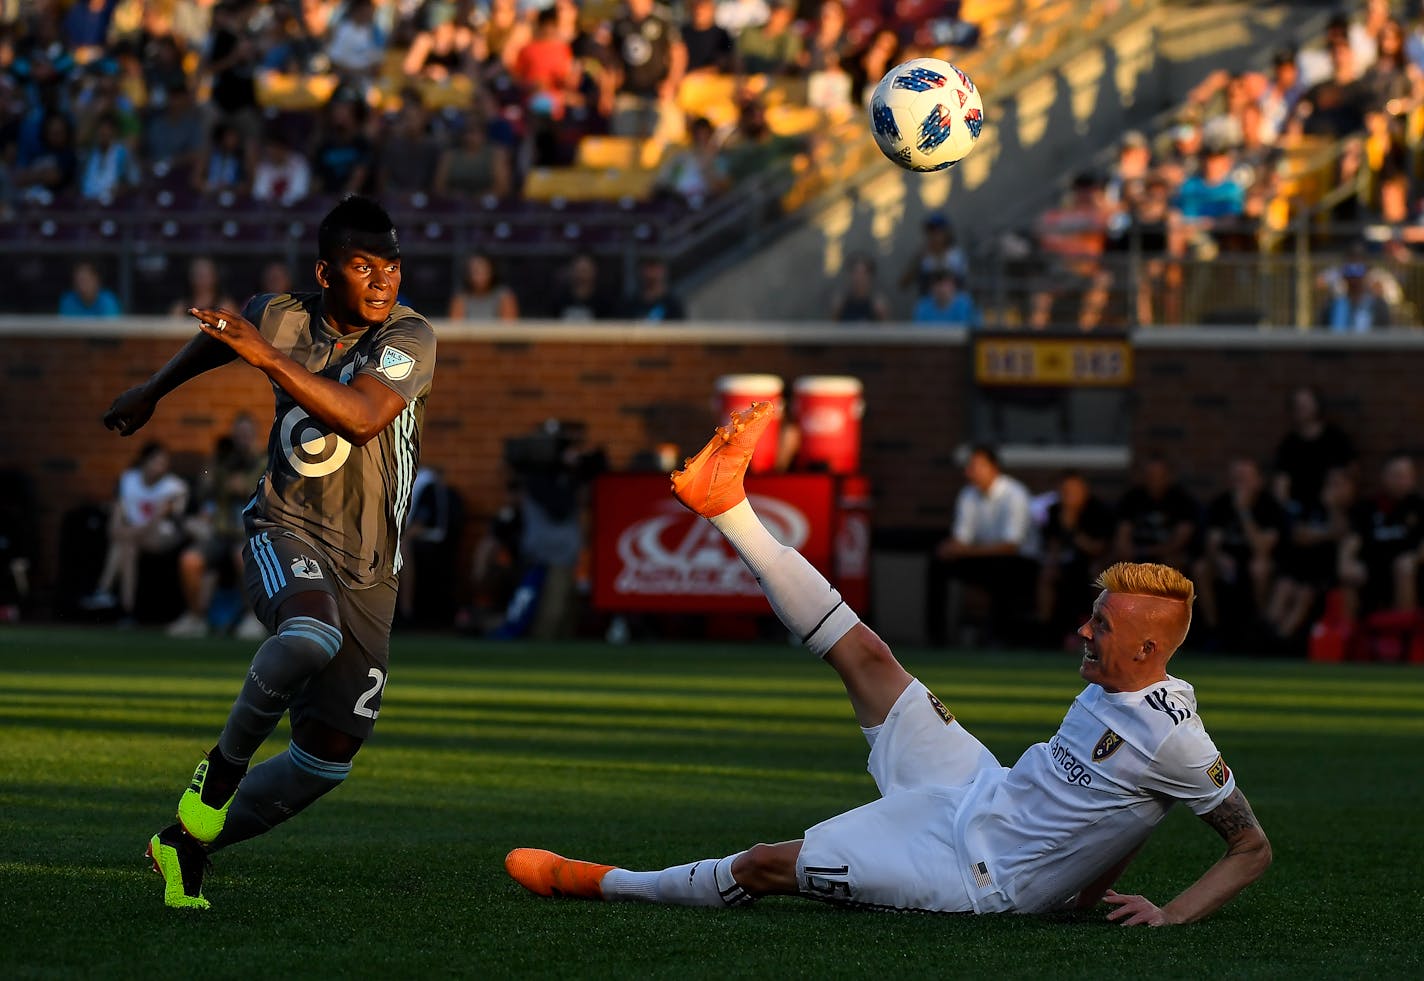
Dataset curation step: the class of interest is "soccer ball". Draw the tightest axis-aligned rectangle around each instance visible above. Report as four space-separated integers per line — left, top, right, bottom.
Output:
868 58 984 172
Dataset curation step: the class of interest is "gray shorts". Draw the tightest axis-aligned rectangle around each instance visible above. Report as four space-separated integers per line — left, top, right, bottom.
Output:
242 528 397 740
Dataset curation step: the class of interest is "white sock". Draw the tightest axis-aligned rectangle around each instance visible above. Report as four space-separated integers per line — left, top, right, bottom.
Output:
709 500 861 657
602 854 751 906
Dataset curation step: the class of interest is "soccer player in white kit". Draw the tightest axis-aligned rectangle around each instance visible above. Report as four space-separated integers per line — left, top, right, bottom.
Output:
507 403 1273 925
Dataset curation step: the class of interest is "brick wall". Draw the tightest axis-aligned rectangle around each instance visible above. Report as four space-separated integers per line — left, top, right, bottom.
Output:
0 321 970 597
1132 330 1424 498
7 322 1421 605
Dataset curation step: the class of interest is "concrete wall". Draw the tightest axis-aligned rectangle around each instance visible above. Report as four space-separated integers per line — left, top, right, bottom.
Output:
688 2 1329 322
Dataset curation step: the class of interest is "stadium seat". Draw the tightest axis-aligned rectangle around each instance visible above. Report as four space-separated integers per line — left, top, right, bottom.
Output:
576 136 665 171
255 71 339 110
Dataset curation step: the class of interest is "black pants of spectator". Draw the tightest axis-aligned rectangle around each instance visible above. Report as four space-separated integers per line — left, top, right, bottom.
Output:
926 554 1039 648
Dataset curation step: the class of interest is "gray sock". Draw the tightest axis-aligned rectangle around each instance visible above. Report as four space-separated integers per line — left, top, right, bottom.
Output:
209 741 352 851
217 616 342 765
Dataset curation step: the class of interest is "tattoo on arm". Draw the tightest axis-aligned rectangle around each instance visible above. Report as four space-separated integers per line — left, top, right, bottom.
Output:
1203 789 1262 844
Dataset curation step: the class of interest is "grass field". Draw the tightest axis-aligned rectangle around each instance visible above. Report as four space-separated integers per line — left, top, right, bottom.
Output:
2 627 1422 980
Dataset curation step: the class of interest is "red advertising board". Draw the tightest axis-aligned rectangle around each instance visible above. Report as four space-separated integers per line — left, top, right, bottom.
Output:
591 474 838 613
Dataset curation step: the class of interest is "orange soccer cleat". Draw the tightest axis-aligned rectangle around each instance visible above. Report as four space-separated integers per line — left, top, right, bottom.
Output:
505 848 614 900
670 401 776 518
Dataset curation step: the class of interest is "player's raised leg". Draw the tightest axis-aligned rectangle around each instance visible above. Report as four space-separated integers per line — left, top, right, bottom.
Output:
671 402 913 727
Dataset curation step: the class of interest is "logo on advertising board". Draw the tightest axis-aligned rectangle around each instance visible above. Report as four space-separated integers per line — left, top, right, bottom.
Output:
614 494 810 598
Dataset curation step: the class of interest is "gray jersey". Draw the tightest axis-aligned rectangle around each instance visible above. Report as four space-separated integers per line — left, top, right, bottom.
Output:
242 292 437 589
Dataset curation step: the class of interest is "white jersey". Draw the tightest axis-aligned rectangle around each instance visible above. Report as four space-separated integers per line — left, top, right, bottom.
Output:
956 675 1235 913
117 469 188 527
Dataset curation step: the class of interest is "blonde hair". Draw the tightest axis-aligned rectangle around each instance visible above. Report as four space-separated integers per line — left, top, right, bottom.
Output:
1095 562 1196 607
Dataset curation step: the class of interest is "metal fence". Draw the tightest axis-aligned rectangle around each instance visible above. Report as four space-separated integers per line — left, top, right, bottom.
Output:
974 221 1424 330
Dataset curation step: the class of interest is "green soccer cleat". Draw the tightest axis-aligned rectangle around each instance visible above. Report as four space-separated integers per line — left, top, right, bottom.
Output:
146 825 211 910
177 756 239 845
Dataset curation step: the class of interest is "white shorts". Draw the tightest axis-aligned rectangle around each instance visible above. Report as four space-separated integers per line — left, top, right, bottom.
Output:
796 680 1005 913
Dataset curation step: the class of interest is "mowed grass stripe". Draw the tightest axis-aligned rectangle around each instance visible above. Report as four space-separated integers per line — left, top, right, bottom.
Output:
2 628 1422 980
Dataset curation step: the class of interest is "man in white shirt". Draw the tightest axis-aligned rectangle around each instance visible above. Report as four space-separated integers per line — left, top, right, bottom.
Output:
926 444 1036 646
507 404 1271 922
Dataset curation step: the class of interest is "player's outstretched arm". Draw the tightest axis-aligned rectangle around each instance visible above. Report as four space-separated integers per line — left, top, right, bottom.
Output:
187 306 406 445
1103 788 1271 926
102 330 239 436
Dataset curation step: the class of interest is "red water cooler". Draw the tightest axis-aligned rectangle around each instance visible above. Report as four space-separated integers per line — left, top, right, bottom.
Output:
792 376 864 474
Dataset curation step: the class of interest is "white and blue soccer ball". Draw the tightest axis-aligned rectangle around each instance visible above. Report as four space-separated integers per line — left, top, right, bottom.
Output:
869 58 984 173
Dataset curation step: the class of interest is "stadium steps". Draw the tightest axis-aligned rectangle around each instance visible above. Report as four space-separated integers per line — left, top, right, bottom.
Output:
685 0 1336 322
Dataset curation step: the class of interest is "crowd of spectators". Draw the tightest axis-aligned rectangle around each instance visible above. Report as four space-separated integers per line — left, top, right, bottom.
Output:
1 0 984 214
925 385 1423 656
976 0 1424 329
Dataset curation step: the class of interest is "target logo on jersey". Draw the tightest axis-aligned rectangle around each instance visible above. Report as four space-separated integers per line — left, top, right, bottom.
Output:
279 406 352 477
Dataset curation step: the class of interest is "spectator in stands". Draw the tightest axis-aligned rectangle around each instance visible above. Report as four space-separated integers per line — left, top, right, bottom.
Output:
912 271 980 327
167 414 266 639
1352 0 1391 73
926 444 1036 647
1273 385 1358 515
313 97 376 196
64 0 119 63
1260 48 1304 143
58 261 122 317
399 465 463 626
81 441 189 626
1362 16 1422 110
434 114 512 199
1318 260 1394 329
449 253 520 321
1176 142 1246 224
550 252 614 321
1298 14 1353 88
849 27 901 102
250 130 312 207
807 0 853 74
1030 173 1111 329
1035 470 1114 645
720 95 799 181
143 85 206 182
487 0 534 72
1112 455 1200 573
14 111 77 204
1105 130 1152 211
737 0 804 76
1160 119 1203 186
621 255 687 321
205 0 261 139
403 0 478 81
141 32 193 101
1193 458 1285 647
655 115 731 201
1339 452 1424 619
78 112 137 200
682 0 736 74
515 7 579 111
168 257 237 319
610 0 687 141
326 0 388 88
377 100 444 195
831 253 889 322
258 259 295 296
1265 466 1356 645
1296 38 1371 139
1106 173 1183 325
899 212 968 298
194 121 250 195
